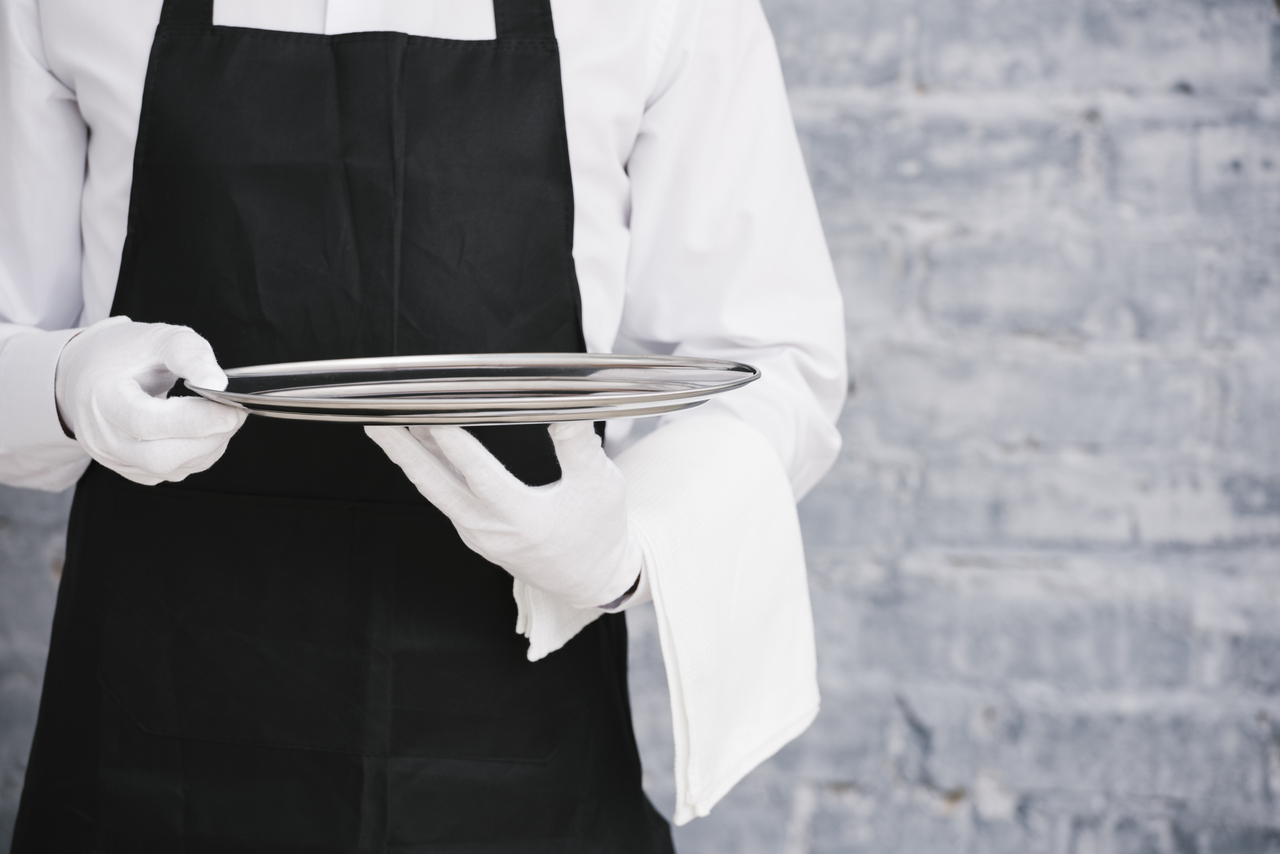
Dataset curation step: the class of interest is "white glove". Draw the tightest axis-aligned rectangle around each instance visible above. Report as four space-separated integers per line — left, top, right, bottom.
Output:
366 421 642 610
55 315 246 485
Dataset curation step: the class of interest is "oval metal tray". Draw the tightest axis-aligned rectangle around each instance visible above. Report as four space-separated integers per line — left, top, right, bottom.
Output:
185 353 759 425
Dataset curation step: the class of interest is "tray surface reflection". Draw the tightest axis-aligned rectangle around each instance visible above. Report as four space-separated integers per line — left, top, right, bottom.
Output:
185 353 759 425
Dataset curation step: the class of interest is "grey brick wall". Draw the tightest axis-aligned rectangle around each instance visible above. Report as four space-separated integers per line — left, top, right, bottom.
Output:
630 0 1280 851
0 486 69 845
1 0 1277 851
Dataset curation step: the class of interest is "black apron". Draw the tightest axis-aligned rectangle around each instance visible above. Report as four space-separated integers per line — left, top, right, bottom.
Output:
13 0 674 849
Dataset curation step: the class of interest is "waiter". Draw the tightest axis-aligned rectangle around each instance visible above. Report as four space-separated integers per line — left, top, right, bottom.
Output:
0 0 846 849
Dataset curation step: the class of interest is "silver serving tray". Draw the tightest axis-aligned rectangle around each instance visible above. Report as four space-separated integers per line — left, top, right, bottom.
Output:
185 353 759 425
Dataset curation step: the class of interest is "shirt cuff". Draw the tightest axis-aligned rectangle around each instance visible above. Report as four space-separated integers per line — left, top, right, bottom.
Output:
0 327 90 489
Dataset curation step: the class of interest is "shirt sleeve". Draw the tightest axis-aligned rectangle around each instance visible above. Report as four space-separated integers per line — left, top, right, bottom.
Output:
621 0 847 499
0 0 92 491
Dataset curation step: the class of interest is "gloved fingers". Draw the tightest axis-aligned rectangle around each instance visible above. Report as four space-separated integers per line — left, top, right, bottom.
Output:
428 426 527 507
101 431 237 479
406 425 449 463
134 364 181 398
111 467 166 487
110 440 232 485
365 426 485 522
100 378 245 440
157 327 229 390
404 425 473 485
163 442 235 481
547 421 606 477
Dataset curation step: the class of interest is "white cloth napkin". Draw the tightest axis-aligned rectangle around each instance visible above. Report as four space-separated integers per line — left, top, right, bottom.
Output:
513 414 819 824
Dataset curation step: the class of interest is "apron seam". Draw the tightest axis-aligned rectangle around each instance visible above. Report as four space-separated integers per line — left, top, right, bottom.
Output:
159 24 558 52
95 677 558 764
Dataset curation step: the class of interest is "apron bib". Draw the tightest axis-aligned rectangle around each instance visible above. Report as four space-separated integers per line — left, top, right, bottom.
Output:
13 0 672 849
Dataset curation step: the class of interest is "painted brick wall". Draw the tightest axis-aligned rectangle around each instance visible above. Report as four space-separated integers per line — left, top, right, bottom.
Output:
1 0 1277 851
0 487 69 845
631 0 1280 851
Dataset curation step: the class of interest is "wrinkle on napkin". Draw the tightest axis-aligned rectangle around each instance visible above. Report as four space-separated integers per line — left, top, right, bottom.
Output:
513 414 819 824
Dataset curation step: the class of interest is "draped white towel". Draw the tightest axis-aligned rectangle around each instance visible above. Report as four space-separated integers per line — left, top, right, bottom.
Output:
513 414 819 825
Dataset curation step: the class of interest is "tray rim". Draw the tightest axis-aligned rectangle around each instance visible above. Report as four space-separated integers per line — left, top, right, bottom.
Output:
218 351 757 377
226 397 711 425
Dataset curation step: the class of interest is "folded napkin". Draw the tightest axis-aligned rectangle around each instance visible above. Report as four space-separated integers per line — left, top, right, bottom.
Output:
513 414 819 824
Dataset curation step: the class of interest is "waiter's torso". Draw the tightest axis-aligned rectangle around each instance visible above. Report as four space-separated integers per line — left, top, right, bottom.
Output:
12 0 673 849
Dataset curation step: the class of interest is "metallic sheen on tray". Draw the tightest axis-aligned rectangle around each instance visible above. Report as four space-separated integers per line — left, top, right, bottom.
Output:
184 353 760 425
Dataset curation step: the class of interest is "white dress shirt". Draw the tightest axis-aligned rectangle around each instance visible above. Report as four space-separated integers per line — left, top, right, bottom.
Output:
0 0 845 494
0 0 846 823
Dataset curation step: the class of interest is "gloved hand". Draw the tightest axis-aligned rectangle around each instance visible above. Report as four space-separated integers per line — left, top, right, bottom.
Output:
55 315 246 485
366 421 642 610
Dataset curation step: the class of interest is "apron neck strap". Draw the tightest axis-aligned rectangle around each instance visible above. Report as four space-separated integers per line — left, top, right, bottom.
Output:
159 0 212 26
493 0 555 40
